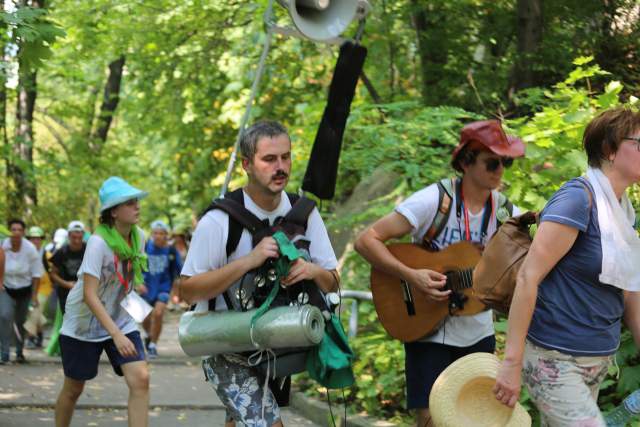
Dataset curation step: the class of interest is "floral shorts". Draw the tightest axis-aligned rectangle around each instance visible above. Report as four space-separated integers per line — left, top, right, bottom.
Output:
202 354 281 426
522 340 612 427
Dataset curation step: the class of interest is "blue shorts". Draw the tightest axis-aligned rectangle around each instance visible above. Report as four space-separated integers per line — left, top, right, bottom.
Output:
404 335 495 409
142 290 170 306
59 331 146 381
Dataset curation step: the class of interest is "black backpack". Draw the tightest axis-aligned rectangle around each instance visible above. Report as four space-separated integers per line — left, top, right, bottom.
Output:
199 189 332 397
200 188 330 314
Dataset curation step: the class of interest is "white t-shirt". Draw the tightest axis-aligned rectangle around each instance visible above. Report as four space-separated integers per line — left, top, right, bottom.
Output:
2 238 44 290
60 230 145 342
395 182 520 347
182 190 339 313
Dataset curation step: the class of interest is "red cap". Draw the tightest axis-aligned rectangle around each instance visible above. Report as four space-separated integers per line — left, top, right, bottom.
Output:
451 120 525 165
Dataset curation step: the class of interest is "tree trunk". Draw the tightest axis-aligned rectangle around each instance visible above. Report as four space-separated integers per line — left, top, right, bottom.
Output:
0 8 7 149
1 10 8 217
90 55 125 153
11 64 39 213
508 0 543 97
382 0 396 99
411 0 449 106
9 0 45 216
594 0 639 93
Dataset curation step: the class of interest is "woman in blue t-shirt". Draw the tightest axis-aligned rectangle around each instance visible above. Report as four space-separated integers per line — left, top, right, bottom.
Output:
494 107 640 425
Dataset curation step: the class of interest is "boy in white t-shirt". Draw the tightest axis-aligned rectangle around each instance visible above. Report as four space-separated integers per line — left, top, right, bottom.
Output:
355 120 525 427
180 121 339 427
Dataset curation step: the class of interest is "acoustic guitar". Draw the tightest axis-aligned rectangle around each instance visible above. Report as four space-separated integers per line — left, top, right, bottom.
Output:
370 240 486 342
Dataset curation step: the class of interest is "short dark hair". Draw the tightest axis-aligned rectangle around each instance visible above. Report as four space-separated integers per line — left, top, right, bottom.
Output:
99 208 115 227
8 219 26 230
239 120 289 161
583 107 640 168
452 147 480 173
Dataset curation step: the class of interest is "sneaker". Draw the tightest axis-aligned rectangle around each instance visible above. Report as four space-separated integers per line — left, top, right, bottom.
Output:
15 353 27 364
25 338 38 350
147 343 158 359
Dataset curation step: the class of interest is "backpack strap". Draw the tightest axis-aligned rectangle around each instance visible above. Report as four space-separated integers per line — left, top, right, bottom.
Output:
576 177 594 214
201 189 266 258
495 192 514 227
422 178 455 249
283 193 316 230
200 189 267 312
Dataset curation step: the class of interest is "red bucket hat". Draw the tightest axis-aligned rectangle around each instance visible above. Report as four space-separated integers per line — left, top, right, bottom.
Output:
451 120 525 169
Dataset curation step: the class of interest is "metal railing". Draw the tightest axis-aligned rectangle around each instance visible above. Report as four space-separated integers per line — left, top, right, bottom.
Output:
337 289 372 338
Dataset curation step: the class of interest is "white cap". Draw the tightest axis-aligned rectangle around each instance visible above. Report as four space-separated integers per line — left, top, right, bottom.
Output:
150 220 169 232
67 220 85 233
53 228 68 248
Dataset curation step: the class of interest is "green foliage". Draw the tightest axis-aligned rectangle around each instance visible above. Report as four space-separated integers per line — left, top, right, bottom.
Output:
2 6 65 70
504 57 637 211
2 1 640 421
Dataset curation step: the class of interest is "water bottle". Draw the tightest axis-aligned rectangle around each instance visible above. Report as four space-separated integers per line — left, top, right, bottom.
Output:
606 388 640 427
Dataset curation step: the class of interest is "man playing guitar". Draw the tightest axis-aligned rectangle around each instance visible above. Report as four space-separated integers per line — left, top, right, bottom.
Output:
354 120 525 427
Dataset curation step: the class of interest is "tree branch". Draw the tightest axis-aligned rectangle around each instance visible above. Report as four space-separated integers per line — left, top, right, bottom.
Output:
33 116 71 158
90 55 125 152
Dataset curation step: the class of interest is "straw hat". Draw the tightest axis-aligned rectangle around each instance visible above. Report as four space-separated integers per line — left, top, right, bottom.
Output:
429 352 531 427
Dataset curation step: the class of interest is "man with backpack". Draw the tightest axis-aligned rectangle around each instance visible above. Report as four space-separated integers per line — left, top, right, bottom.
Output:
180 120 339 427
354 120 524 427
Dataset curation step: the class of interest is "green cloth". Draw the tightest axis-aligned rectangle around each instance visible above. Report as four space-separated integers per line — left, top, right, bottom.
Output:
306 313 355 389
248 231 354 389
250 231 302 326
95 224 147 285
45 305 63 357
272 231 303 264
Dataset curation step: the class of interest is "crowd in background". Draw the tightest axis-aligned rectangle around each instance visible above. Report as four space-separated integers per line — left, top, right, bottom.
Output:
0 217 190 364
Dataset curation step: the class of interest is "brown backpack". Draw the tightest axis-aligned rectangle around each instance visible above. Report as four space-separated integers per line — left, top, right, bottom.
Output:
472 211 537 314
473 178 593 314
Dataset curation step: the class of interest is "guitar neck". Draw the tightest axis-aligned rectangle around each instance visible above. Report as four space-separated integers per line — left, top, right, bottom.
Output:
445 269 474 292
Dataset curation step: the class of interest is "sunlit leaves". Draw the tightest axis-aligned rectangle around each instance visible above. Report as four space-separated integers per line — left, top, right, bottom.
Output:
2 6 65 71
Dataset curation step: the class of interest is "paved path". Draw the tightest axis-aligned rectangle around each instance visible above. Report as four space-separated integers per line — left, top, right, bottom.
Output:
0 310 320 426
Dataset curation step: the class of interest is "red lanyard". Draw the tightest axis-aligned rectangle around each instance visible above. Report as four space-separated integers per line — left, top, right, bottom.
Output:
113 254 132 293
460 188 493 242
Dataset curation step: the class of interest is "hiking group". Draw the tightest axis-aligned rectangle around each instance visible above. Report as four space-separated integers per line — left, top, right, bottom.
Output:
2 107 640 427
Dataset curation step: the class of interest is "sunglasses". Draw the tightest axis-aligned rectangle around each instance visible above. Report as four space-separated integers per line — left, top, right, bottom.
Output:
484 157 514 172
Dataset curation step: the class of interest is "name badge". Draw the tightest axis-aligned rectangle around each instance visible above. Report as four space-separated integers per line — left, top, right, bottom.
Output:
120 291 153 323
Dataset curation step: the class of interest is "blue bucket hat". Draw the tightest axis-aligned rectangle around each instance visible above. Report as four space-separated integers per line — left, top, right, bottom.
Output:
99 176 148 213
